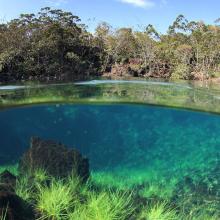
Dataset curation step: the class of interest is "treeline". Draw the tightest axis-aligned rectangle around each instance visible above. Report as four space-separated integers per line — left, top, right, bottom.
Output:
98 15 220 80
1 8 220 82
0 7 105 82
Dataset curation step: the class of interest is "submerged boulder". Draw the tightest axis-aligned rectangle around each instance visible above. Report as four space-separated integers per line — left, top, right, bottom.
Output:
18 137 89 182
0 170 16 187
0 170 17 192
0 191 35 220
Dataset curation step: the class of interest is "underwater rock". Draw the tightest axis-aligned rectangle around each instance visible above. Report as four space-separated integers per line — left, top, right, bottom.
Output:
18 137 90 181
0 170 16 188
0 183 15 194
0 191 35 220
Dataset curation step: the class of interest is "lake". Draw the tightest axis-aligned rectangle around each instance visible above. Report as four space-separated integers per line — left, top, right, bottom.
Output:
0 80 219 219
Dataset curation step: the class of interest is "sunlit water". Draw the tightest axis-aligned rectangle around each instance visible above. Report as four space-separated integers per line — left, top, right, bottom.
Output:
0 80 219 217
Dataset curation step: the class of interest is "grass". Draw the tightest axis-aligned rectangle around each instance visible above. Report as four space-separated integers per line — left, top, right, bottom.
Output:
15 174 33 201
34 172 135 220
189 213 219 220
138 178 178 200
92 168 179 200
0 163 219 219
15 168 50 202
69 190 134 220
139 202 178 220
0 206 8 220
91 168 165 190
180 203 220 220
91 168 220 219
33 168 49 183
35 178 75 220
66 173 82 193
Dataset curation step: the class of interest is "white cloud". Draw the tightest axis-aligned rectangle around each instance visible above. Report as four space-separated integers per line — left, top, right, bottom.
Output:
45 0 67 7
119 0 155 8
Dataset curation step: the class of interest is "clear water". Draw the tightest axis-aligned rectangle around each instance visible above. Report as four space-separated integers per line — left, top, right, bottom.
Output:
0 80 220 218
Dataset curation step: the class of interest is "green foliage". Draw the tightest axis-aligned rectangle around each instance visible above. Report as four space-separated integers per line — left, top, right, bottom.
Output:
69 190 134 220
0 7 105 82
66 174 82 194
209 70 220 78
33 168 49 183
92 169 177 200
139 202 178 220
171 64 191 79
1 11 220 81
36 178 74 220
190 213 219 220
15 175 33 201
0 162 218 219
95 15 220 79
138 178 178 200
15 168 49 202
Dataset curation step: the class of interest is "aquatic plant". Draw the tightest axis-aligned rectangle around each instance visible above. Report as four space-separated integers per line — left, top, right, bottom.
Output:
139 202 178 220
91 168 162 190
0 206 8 220
15 168 48 201
33 168 49 183
92 169 179 201
0 164 18 176
139 178 178 200
66 174 82 194
179 201 220 220
189 213 219 220
36 178 74 220
15 175 33 201
69 190 134 220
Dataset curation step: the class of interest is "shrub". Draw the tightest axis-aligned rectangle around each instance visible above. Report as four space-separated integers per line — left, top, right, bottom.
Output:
171 64 191 80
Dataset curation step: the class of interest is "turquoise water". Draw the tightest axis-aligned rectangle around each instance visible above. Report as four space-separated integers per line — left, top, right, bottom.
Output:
0 80 220 218
1 104 220 209
1 104 220 172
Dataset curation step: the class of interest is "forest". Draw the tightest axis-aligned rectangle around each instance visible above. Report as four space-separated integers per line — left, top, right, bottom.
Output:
1 7 220 82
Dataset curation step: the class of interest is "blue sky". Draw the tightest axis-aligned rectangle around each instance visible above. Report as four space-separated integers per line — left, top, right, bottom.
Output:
0 0 219 33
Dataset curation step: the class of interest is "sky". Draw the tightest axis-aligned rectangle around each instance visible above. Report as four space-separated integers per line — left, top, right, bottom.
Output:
0 0 219 33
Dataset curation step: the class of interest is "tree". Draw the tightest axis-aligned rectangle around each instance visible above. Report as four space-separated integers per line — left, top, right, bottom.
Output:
0 8 105 82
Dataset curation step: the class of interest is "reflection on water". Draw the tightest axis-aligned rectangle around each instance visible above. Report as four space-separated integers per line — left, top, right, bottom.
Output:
1 80 220 114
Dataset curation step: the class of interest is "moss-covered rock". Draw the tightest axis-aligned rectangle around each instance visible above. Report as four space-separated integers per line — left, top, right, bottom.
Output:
18 137 90 182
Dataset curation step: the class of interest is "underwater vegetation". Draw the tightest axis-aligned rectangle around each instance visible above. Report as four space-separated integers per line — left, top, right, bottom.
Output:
0 91 219 219
0 135 218 219
0 163 219 220
139 202 178 220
